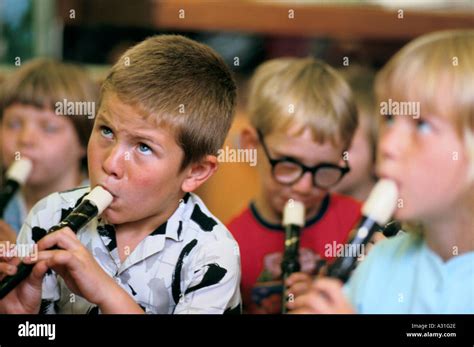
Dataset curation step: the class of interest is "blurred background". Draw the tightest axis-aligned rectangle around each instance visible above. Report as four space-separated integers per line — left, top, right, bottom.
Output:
1 0 473 223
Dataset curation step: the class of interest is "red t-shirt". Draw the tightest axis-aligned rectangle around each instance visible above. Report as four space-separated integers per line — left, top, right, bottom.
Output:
227 193 361 314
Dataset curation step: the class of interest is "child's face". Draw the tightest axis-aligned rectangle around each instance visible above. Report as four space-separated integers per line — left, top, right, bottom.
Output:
1 104 85 186
88 92 190 225
257 127 346 219
333 116 374 196
377 113 471 222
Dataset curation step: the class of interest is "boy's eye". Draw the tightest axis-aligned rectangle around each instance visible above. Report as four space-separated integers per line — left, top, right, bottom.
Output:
138 143 152 155
42 122 61 133
381 114 394 126
100 126 114 138
5 119 21 129
416 119 432 134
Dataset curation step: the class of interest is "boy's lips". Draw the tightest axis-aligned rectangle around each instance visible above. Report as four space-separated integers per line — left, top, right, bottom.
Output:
376 172 401 191
97 184 117 199
10 154 36 166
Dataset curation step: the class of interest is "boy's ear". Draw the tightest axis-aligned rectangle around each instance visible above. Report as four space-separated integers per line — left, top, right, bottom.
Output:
181 155 218 193
240 127 259 150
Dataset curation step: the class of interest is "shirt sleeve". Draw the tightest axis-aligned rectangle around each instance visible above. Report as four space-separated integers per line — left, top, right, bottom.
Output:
173 237 241 314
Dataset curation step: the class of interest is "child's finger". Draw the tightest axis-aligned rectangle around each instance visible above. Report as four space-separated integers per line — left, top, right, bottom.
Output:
307 294 335 313
287 291 311 310
0 256 21 280
25 249 82 278
371 231 386 243
0 240 16 262
285 272 311 287
288 291 331 313
287 281 311 297
0 255 14 263
312 277 343 292
30 261 50 285
24 249 71 264
0 262 17 276
37 228 80 251
44 250 82 272
312 278 344 303
312 278 353 312
288 308 314 314
316 263 329 277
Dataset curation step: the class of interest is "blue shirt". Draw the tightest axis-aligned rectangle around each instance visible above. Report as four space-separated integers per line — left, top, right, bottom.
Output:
3 180 90 235
3 192 27 234
344 232 474 313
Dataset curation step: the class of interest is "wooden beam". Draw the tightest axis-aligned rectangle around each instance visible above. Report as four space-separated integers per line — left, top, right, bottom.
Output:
153 1 474 40
59 0 474 40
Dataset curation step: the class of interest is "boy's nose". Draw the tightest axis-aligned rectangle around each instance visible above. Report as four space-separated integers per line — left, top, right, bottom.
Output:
291 171 314 194
102 144 125 179
18 124 37 147
378 119 410 162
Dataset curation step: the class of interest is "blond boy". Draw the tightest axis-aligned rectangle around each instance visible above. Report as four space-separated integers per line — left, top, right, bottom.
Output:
288 30 474 313
0 35 241 314
228 57 361 313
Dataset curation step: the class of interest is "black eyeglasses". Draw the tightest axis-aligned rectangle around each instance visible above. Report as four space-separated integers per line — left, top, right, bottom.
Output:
257 129 350 189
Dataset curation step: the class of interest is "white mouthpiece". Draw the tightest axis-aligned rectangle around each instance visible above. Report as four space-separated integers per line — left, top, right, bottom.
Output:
84 186 113 215
283 199 305 227
5 159 33 185
362 179 399 225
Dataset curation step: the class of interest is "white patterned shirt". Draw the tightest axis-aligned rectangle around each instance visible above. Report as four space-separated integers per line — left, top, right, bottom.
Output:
17 186 242 314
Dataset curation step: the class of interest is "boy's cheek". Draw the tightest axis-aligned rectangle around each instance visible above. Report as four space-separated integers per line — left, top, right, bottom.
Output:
394 172 439 220
263 177 283 197
0 143 13 166
268 199 285 216
264 184 292 213
1 133 15 156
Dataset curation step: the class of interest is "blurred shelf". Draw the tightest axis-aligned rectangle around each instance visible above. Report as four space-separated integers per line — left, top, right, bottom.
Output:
0 64 110 83
59 0 474 40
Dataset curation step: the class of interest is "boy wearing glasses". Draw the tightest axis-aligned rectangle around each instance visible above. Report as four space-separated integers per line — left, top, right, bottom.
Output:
228 57 361 314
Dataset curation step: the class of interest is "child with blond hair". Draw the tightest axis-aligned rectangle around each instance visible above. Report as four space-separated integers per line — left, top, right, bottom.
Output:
228 57 361 313
1 59 98 240
288 30 474 313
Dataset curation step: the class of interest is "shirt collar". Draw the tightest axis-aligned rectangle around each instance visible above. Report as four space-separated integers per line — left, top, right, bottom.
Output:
96 193 192 273
249 194 330 231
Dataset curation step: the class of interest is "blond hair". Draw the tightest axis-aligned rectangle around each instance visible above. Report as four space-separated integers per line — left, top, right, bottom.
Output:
247 57 358 150
101 35 237 170
375 30 474 180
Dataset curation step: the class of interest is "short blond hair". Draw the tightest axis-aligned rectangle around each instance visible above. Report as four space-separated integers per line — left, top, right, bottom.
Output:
247 57 358 150
101 35 237 170
375 30 474 180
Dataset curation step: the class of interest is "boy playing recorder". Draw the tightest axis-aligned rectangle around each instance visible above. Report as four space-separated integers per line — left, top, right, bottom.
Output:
0 35 241 314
